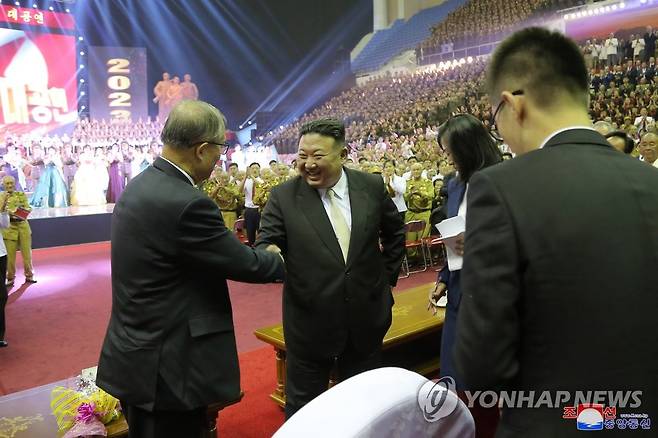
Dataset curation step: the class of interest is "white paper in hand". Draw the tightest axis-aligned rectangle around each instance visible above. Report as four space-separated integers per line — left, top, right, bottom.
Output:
435 216 465 271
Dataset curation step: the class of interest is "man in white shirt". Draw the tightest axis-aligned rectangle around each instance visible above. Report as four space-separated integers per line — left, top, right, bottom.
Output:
605 32 619 66
382 159 407 222
239 162 263 245
633 108 655 133
633 34 646 61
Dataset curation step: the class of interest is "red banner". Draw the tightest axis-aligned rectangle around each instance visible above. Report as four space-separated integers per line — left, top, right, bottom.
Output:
0 5 76 31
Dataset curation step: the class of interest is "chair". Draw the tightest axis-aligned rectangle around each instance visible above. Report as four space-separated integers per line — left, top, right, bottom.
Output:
423 236 446 271
233 218 249 245
402 220 429 275
273 367 475 438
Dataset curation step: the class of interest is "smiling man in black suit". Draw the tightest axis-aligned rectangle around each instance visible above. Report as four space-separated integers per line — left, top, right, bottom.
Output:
256 118 405 418
455 28 658 438
97 100 285 438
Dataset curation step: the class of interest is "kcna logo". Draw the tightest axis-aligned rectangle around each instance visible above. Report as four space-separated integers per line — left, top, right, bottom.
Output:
417 376 459 422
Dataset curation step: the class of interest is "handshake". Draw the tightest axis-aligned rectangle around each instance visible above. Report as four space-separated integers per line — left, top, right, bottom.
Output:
265 244 284 263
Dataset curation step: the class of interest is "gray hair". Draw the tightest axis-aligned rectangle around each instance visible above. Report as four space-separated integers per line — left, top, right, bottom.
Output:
160 100 226 149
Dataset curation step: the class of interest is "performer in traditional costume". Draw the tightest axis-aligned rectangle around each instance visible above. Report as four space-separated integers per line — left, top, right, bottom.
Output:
71 147 106 206
106 144 125 203
29 147 68 208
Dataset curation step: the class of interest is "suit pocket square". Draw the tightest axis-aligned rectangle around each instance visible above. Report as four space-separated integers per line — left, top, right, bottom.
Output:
188 315 234 338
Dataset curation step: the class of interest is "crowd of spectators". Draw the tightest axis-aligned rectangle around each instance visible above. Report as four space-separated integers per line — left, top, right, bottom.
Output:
418 0 585 58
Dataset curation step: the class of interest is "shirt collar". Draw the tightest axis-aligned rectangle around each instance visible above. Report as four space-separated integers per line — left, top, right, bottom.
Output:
160 156 196 186
318 168 348 199
538 126 597 149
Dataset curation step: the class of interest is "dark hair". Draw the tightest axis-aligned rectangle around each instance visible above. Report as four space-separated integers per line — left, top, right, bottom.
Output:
269 160 277 165
383 159 396 168
161 100 226 149
228 163 238 169
299 118 345 147
606 131 635 154
438 114 502 183
248 162 261 168
488 27 588 108
358 157 367 164
406 156 418 162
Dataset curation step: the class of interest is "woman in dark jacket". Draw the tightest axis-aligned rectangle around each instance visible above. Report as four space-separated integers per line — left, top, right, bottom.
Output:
429 114 502 389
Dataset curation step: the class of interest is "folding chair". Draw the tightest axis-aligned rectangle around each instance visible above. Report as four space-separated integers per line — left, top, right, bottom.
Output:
402 220 428 275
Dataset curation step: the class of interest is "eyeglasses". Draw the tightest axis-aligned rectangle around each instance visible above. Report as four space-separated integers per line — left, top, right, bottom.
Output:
193 140 230 155
490 90 524 142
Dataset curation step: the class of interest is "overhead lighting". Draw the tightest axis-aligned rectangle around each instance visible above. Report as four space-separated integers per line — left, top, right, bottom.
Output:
48 6 53 11
80 105 86 110
79 64 85 69
80 51 85 56
78 36 84 41
620 2 625 8
65 8 70 13
14 2 20 6
80 91 85 96
79 78 84 83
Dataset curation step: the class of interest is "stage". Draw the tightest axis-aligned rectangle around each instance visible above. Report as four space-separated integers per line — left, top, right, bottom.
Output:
29 204 113 249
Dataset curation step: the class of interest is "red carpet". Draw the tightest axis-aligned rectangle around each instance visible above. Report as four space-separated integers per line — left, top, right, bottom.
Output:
0 242 439 436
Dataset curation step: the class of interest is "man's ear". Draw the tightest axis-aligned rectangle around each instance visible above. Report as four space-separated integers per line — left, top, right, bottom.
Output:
502 91 525 125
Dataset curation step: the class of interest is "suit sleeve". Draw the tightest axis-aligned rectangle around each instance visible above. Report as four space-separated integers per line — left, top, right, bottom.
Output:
377 178 406 286
177 195 284 283
255 186 287 254
454 171 521 390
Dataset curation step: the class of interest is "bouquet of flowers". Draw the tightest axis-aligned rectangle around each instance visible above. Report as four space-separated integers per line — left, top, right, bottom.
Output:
50 368 121 438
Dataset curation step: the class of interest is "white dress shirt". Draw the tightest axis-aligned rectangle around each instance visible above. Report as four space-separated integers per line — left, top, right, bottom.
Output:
318 170 352 232
160 156 195 186
0 212 9 257
243 177 263 208
537 126 597 150
385 174 407 213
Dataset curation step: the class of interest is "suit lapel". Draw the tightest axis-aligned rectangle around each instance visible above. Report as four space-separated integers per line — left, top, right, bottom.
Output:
296 179 344 264
345 169 369 268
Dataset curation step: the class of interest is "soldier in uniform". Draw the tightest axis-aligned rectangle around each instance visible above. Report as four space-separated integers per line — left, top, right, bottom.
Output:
205 171 242 231
253 168 277 211
1 176 36 286
404 163 434 258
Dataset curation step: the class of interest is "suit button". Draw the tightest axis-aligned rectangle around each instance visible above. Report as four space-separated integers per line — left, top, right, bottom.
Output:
344 296 350 302
346 270 350 276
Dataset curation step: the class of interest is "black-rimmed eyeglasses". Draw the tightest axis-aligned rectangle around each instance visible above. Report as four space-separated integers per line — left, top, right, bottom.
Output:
490 90 524 142
193 140 230 155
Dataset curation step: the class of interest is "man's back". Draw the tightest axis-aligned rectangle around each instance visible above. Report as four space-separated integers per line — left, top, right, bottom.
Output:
456 130 658 436
98 158 283 410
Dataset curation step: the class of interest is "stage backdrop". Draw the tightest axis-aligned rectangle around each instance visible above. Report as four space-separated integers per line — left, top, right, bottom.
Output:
88 46 147 122
0 27 77 136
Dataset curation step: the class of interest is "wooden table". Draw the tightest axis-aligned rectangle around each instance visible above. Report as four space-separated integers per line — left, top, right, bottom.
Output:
0 377 242 438
254 282 445 407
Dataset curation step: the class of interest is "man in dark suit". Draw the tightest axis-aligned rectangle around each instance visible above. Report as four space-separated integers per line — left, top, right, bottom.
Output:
256 118 405 418
455 28 658 438
97 100 285 438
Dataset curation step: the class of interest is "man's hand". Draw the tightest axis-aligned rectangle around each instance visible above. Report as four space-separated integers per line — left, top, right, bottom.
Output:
265 244 285 264
455 232 465 257
428 281 447 316
265 244 281 254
